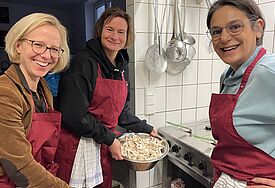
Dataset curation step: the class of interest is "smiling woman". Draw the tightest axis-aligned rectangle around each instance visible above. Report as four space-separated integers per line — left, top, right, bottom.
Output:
206 0 275 188
0 12 70 188
0 13 69 188
54 7 157 188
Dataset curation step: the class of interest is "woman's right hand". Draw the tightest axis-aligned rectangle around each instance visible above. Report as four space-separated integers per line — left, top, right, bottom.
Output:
247 177 275 188
108 138 123 160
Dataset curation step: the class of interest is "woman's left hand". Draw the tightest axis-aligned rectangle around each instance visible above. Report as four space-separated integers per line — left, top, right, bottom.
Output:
150 128 157 137
247 177 275 188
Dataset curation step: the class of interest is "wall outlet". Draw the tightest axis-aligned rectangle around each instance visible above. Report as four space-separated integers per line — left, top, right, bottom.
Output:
144 87 155 115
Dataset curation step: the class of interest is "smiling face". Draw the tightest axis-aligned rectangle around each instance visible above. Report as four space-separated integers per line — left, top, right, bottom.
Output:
101 16 128 57
16 24 61 85
210 5 262 70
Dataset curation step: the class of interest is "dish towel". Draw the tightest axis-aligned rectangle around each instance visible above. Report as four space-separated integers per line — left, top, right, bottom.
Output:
213 172 247 188
69 137 103 188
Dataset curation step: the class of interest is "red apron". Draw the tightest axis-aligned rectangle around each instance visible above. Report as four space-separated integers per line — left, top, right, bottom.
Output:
90 64 127 188
0 101 61 187
55 64 127 188
209 48 275 186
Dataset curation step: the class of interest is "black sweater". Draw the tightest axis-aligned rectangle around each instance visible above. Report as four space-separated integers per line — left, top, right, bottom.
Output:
57 38 153 146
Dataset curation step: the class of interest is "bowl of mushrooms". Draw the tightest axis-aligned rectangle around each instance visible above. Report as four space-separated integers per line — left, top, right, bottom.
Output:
118 133 169 171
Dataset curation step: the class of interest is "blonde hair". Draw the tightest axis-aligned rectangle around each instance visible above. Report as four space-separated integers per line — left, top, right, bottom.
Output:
5 13 70 73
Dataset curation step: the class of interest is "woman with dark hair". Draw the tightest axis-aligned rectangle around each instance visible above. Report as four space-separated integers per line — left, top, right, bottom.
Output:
206 0 275 187
55 7 157 188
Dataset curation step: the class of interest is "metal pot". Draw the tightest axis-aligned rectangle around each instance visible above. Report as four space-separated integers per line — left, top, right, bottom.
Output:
118 133 169 171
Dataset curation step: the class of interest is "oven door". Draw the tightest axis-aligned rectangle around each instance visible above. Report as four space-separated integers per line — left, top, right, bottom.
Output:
163 156 212 188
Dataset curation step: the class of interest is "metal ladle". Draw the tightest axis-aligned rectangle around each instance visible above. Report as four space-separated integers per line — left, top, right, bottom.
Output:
180 0 195 45
144 0 167 74
165 0 186 63
178 0 196 63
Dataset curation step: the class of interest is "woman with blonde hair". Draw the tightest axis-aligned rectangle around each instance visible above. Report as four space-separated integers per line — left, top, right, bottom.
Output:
0 13 71 187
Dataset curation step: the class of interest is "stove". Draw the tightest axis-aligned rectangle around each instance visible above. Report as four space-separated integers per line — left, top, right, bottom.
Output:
158 120 215 188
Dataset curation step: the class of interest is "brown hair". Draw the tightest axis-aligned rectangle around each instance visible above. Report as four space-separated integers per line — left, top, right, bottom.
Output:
94 7 134 48
206 0 265 46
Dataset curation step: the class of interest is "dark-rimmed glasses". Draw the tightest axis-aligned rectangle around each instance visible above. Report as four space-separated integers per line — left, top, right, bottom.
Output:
22 39 64 58
206 19 254 41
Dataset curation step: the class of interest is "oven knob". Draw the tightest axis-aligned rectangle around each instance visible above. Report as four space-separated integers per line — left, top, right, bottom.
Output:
184 152 192 161
198 160 207 172
183 152 193 166
171 145 180 153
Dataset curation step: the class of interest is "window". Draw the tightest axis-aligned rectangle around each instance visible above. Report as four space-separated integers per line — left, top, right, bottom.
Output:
94 0 112 21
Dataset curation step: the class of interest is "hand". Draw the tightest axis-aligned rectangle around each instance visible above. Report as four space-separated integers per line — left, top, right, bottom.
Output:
247 177 275 188
150 128 158 137
108 138 123 160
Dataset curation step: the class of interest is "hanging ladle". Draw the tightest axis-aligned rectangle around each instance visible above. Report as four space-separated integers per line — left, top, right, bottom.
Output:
178 0 196 63
181 0 195 45
165 0 186 63
144 0 167 74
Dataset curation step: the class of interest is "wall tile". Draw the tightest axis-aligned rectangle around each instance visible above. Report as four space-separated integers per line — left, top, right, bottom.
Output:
198 35 213 59
135 3 150 32
212 59 226 83
212 83 220 94
155 87 166 112
198 60 212 84
149 71 167 87
136 33 150 62
259 0 275 4
197 84 211 107
199 8 209 34
187 0 201 7
166 110 182 124
184 7 200 34
183 60 198 85
167 71 183 86
135 63 149 88
197 106 209 120
166 86 182 111
259 3 275 31
182 85 197 109
136 88 145 115
182 108 196 123
151 112 166 129
126 0 134 6
263 31 274 52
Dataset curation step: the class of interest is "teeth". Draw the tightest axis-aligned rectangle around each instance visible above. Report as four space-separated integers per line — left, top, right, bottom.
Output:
222 45 238 51
34 60 49 67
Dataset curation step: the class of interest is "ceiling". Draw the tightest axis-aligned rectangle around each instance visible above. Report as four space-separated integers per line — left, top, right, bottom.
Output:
2 0 90 10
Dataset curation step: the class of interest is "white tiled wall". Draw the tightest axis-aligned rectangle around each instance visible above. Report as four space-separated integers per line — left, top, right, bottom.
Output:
126 0 275 187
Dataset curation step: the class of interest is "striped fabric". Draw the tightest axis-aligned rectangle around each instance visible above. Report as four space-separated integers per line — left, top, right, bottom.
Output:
69 137 103 188
213 172 247 188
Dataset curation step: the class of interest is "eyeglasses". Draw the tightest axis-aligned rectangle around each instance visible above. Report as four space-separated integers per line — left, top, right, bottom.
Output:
22 39 64 58
206 20 253 41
